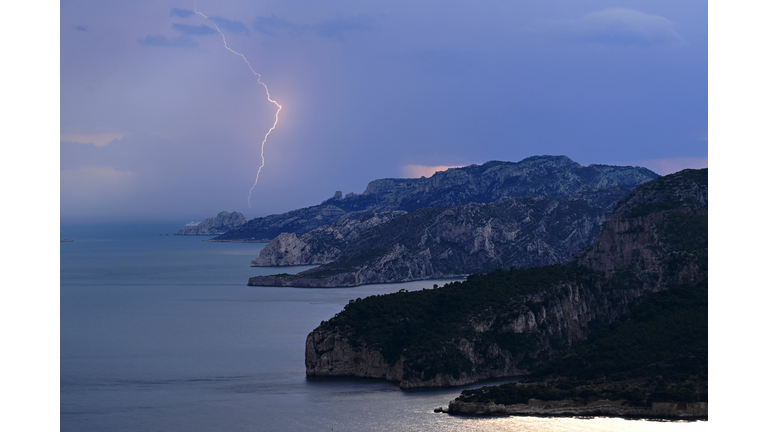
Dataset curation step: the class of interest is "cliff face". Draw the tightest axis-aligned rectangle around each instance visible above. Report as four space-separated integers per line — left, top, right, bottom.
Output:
305 272 646 388
303 168 707 389
213 156 657 242
249 187 626 287
575 168 707 290
175 211 246 236
251 211 406 266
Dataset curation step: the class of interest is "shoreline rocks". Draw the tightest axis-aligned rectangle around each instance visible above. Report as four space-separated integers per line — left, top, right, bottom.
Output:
445 398 707 420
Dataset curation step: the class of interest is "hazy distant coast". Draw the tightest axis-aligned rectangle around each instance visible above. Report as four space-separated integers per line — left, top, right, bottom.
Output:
175 211 246 236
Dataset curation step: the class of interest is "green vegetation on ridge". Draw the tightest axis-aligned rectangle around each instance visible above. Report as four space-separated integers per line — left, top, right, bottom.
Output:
458 280 708 406
323 265 604 374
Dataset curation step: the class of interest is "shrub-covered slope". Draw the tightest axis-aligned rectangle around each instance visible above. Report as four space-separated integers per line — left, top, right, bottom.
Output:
453 280 707 411
306 265 645 388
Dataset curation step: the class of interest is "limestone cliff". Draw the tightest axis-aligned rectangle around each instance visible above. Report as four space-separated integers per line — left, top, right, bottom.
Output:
574 168 707 290
214 156 657 242
251 211 406 266
249 187 626 287
305 267 645 388
175 211 246 236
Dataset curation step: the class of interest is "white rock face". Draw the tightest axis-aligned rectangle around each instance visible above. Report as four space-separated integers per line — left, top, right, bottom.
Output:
249 189 623 287
251 211 406 266
175 211 246 235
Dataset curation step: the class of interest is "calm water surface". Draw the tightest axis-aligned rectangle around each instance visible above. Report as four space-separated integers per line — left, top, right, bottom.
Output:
60 223 707 431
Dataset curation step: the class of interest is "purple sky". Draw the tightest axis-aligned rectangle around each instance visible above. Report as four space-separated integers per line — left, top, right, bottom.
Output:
60 0 707 222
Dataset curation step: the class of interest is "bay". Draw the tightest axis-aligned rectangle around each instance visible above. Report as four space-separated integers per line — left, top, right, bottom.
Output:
60 223 707 431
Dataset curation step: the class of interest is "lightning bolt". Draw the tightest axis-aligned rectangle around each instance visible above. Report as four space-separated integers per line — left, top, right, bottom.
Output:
195 5 282 208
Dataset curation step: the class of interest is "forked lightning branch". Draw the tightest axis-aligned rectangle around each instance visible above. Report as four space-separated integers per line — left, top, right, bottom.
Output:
195 5 282 208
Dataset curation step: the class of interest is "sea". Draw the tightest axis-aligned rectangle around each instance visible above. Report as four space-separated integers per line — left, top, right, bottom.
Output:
60 223 708 431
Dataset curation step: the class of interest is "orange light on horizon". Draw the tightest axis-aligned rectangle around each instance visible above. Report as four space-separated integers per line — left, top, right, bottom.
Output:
402 164 466 178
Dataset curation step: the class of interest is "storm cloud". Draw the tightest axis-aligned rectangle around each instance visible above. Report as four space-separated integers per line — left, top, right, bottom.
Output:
172 23 216 36
209 16 249 35
137 34 198 48
171 8 194 18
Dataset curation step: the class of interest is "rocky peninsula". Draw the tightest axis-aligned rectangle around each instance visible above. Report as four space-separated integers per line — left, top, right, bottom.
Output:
251 211 406 266
175 211 246 236
303 169 707 403
445 397 707 419
248 186 629 287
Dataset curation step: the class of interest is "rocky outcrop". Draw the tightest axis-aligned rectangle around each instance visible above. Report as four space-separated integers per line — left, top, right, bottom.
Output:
251 211 406 266
214 156 658 242
575 168 707 290
250 187 626 287
305 330 406 382
446 398 707 419
304 268 647 388
175 211 246 236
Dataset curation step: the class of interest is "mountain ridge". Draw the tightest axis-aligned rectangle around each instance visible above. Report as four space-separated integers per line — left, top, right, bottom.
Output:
248 186 629 287
214 156 658 242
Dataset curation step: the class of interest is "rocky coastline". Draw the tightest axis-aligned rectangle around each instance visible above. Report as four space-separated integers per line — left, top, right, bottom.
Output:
251 211 406 266
303 169 707 392
304 270 647 387
249 188 628 287
444 398 707 420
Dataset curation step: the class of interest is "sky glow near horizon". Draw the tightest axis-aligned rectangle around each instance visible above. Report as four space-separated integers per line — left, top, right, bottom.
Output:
60 0 707 222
